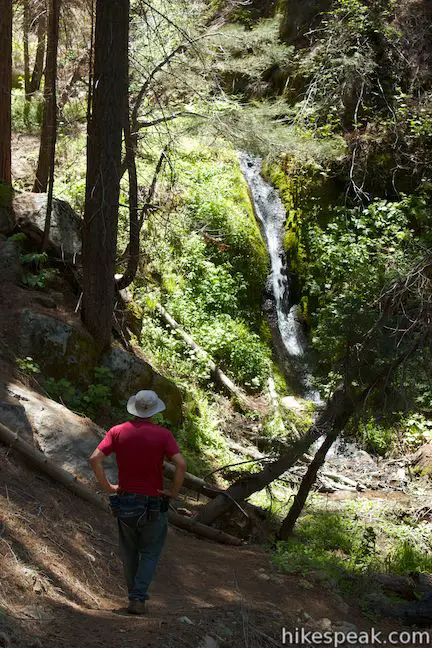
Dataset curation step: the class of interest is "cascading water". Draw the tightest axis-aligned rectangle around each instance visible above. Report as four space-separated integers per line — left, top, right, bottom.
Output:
238 152 319 402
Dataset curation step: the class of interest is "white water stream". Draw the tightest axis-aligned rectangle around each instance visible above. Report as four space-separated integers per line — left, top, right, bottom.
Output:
238 152 319 402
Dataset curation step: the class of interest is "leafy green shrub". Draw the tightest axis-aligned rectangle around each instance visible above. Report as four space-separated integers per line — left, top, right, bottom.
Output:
274 507 431 585
11 90 43 134
361 419 397 456
400 413 432 450
43 367 124 423
136 140 272 392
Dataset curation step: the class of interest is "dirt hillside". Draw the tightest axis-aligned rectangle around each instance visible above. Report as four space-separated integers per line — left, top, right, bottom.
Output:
0 444 417 648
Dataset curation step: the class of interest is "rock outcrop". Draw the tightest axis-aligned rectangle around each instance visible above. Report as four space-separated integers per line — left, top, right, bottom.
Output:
0 239 22 284
0 381 116 482
412 443 432 478
19 309 182 424
11 192 82 257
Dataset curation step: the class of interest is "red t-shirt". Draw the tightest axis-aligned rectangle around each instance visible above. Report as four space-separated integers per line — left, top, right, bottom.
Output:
98 420 180 496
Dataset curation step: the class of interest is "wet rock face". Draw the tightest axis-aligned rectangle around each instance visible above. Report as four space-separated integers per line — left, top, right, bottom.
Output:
280 0 333 47
19 309 182 424
12 193 82 257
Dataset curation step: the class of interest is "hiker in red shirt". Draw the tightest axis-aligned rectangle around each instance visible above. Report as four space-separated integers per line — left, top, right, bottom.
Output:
89 389 186 615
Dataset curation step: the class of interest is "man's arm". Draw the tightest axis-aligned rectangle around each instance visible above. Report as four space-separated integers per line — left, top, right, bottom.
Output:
158 452 186 498
89 448 119 494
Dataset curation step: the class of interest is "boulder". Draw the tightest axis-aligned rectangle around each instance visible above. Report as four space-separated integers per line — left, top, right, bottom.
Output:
0 381 116 482
19 309 182 424
411 443 432 478
103 347 182 424
0 239 22 284
13 192 82 257
20 309 98 384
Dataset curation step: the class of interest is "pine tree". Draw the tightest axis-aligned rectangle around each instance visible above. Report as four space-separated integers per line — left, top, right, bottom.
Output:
0 0 12 186
33 0 61 193
81 0 130 350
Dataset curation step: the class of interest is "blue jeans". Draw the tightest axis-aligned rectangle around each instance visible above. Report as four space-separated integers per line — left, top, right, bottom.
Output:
112 495 168 602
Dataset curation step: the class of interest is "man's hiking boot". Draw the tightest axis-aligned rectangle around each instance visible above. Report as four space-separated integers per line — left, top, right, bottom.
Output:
127 599 146 615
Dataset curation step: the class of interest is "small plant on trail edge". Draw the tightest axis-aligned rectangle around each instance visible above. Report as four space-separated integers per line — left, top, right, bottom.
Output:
16 357 41 375
8 233 59 289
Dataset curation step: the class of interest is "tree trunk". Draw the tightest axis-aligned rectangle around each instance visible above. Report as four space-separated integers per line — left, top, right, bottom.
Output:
277 430 339 539
116 96 139 291
0 0 12 187
279 0 332 46
196 339 422 527
23 1 31 100
196 388 355 525
33 0 60 194
81 0 129 351
29 3 47 95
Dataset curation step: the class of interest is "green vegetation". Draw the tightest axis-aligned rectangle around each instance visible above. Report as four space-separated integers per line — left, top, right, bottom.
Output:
136 142 272 391
274 500 432 585
6 0 432 582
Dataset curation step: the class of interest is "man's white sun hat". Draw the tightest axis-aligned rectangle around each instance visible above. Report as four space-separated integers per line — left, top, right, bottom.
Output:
127 390 166 418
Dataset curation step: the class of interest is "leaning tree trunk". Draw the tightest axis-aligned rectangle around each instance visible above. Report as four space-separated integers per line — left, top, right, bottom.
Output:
196 387 355 525
33 0 60 194
29 2 47 95
196 340 422 527
277 429 340 539
81 0 129 351
0 0 12 186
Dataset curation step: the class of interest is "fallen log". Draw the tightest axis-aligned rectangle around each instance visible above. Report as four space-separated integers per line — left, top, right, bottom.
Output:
229 438 366 491
0 422 241 546
167 511 242 545
163 461 222 499
156 303 253 409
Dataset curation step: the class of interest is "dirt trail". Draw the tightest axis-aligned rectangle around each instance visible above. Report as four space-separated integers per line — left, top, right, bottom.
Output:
1 447 415 648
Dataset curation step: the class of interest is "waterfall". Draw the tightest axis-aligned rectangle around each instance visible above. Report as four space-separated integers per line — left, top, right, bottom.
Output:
238 152 320 402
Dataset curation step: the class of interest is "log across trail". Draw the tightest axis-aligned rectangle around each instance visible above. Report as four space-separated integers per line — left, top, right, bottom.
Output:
0 421 241 546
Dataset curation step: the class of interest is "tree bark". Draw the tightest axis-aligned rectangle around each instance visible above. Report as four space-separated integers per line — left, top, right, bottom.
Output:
116 96 139 291
23 1 31 100
0 0 12 186
33 0 60 194
29 2 47 95
81 0 129 351
278 430 339 539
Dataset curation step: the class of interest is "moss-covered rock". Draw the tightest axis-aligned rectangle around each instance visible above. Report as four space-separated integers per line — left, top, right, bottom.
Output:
20 309 98 384
263 154 344 304
19 309 182 424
